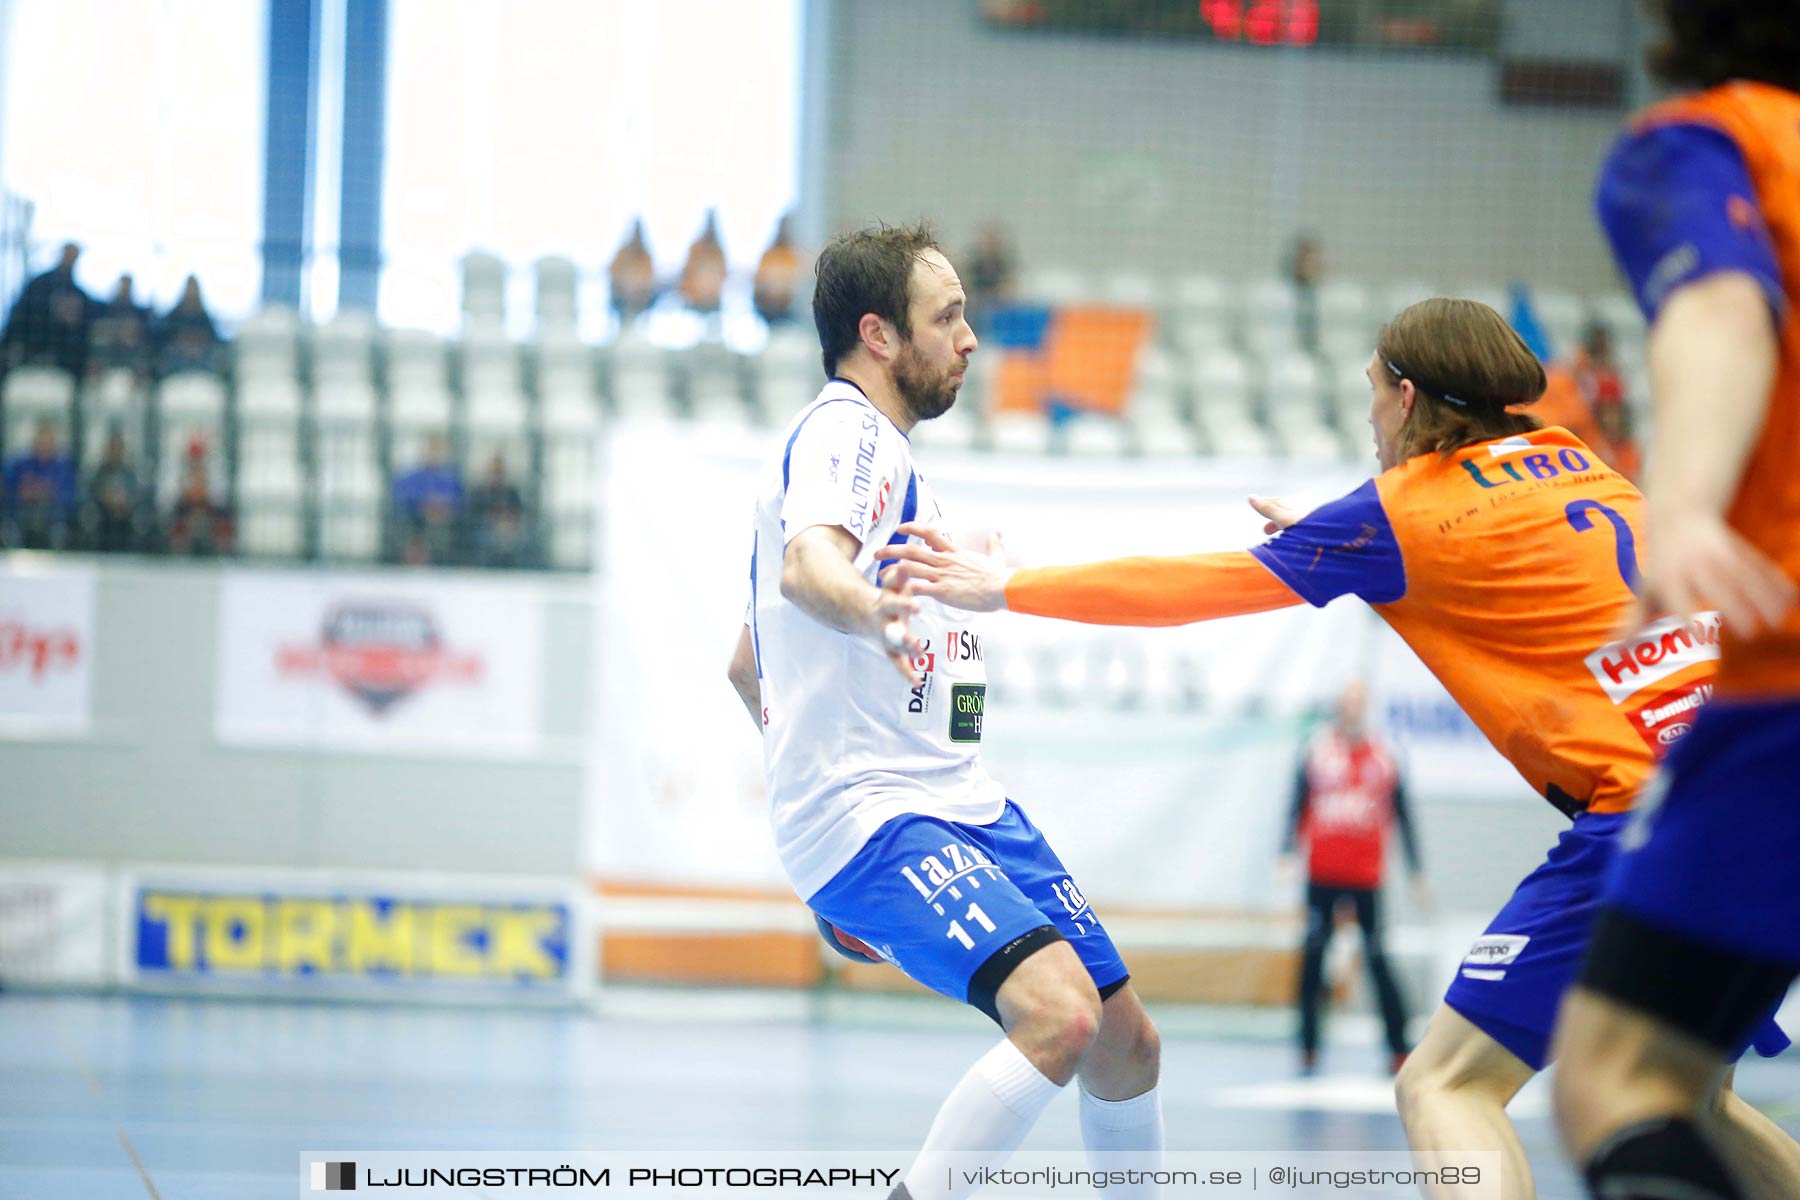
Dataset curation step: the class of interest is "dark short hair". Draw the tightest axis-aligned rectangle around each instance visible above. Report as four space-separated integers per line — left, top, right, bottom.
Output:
1645 0 1800 94
812 222 940 377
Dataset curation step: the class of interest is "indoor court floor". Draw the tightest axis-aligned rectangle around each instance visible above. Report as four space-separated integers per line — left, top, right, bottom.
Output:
4 988 1798 1198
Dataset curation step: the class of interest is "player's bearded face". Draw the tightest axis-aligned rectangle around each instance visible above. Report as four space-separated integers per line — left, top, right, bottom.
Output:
893 332 962 422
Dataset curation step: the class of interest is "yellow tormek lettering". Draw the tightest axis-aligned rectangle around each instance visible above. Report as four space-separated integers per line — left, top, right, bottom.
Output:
137 892 565 981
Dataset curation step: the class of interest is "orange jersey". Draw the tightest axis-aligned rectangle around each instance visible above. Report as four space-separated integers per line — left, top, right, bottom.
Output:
1361 429 1713 814
1601 81 1800 697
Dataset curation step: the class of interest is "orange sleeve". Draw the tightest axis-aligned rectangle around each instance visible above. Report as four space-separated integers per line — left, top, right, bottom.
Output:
1003 550 1305 627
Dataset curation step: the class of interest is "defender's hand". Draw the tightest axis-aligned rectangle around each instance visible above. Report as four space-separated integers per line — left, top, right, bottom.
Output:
878 522 1013 612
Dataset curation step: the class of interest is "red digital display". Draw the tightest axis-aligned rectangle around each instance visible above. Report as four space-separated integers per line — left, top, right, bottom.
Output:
1200 0 1319 45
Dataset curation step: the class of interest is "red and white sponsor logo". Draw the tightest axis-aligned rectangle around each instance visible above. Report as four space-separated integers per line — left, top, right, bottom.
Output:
1584 612 1721 704
274 602 484 715
0 618 82 681
869 479 893 530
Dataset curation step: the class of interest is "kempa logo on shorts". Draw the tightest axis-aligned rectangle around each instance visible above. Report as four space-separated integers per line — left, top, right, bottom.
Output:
311 1161 356 1190
1463 935 1529 966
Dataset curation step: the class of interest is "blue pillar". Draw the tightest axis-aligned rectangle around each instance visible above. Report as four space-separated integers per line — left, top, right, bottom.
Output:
261 0 318 308
337 0 386 312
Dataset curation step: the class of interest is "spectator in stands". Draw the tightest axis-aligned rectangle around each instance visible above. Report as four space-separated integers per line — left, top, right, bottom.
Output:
392 434 464 566
153 276 220 375
467 452 537 569
753 213 802 326
609 219 658 325
88 274 152 379
1 419 78 549
81 427 147 553
164 453 234 556
679 209 728 317
1570 322 1626 414
1 242 94 376
965 223 1016 328
1286 233 1325 353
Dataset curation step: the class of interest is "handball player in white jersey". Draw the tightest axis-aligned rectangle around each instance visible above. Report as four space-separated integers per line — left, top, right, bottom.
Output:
726 224 1163 1199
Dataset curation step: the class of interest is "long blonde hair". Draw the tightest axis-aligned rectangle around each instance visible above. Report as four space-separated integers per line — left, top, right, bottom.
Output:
1376 298 1546 462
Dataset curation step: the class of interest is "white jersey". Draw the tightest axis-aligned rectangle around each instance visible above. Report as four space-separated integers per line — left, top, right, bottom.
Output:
750 380 1006 899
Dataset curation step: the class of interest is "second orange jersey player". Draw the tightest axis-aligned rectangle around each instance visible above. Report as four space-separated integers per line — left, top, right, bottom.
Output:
879 297 1787 1197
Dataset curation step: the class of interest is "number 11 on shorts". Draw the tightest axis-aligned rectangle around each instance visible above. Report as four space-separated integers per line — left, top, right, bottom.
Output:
946 902 997 949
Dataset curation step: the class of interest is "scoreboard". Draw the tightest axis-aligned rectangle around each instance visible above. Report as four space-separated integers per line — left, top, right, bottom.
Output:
980 0 1504 52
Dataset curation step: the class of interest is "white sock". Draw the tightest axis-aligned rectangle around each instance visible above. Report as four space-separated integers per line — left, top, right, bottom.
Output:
899 1038 1066 1200
1080 1084 1165 1197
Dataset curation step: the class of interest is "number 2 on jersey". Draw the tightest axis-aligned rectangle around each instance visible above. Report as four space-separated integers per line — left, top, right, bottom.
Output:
1566 499 1640 591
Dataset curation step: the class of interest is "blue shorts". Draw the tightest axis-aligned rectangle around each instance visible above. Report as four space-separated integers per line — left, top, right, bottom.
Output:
808 801 1129 1011
1605 699 1800 966
1445 809 1788 1071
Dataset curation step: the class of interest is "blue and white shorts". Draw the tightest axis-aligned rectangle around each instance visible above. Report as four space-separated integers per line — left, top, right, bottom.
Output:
809 800 1129 1018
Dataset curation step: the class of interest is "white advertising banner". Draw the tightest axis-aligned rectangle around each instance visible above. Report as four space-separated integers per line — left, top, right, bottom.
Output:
591 420 1539 911
215 569 545 756
0 861 111 985
0 562 95 737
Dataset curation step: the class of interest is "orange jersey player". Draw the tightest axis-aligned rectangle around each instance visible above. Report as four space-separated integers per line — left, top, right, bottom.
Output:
1553 4 1800 1198
881 297 1788 1199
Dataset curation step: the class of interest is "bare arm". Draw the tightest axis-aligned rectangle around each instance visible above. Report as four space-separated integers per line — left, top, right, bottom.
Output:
782 523 923 683
1631 272 1795 632
726 624 761 729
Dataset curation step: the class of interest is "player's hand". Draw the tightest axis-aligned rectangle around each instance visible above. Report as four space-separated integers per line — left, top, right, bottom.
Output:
1409 876 1436 917
1275 854 1301 885
868 572 925 685
1249 495 1306 534
1621 509 1796 638
878 522 1014 612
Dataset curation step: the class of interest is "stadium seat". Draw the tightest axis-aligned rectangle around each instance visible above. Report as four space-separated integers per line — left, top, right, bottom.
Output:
236 306 302 380
1243 277 1300 329
535 254 580 331
754 327 821 423
984 411 1051 455
1189 347 1270 458
1260 351 1339 459
238 501 305 558
609 332 675 421
2 365 75 457
537 328 597 402
1016 267 1088 306
385 327 450 393
1059 412 1132 457
1127 409 1198 457
1097 270 1160 309
1317 280 1371 336
313 311 376 388
461 250 508 324
1168 272 1230 330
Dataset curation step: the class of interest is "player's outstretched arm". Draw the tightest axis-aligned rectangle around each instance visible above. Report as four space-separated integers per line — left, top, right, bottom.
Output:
1631 272 1796 634
782 523 925 683
881 520 1304 627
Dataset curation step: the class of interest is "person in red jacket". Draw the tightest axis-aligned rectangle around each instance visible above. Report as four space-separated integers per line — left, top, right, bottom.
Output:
1280 680 1426 1076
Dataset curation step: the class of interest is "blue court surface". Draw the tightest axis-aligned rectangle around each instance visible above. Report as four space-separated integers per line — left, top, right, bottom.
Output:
4 988 1798 1199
